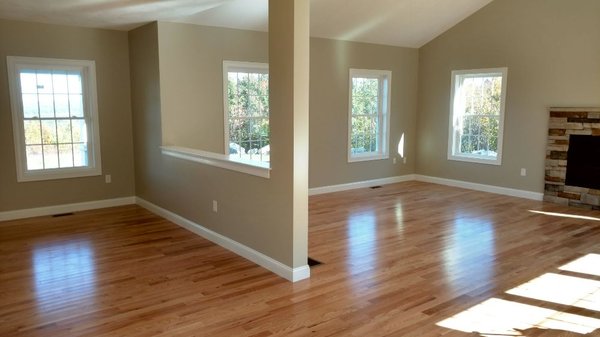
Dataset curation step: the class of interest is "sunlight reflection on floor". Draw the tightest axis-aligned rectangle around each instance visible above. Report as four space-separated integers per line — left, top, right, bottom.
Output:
33 241 96 313
507 273 600 312
437 298 600 336
560 254 600 277
437 253 600 336
528 210 600 222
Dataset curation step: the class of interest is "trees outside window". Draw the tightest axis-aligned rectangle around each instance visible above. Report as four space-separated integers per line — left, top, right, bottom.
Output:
448 68 507 165
348 69 391 162
223 61 269 163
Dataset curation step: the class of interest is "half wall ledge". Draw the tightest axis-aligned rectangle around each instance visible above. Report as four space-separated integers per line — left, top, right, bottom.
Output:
161 146 271 178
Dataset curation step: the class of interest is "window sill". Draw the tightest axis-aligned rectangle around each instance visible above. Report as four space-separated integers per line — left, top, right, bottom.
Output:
348 154 389 163
448 154 502 166
161 146 271 179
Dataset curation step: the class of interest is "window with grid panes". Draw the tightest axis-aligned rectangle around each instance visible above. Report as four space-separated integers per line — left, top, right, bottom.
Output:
223 61 269 163
7 56 101 181
348 69 391 162
448 68 507 165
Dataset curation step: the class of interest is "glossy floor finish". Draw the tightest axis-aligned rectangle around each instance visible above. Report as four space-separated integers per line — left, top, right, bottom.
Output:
1 181 600 336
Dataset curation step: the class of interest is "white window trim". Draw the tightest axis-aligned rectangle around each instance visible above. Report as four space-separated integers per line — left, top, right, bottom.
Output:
348 68 392 163
6 56 102 182
447 67 508 166
222 60 269 158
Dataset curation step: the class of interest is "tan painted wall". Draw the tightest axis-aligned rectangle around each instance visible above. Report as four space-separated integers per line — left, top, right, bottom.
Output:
0 19 135 211
416 0 600 193
309 38 418 187
129 12 310 268
153 21 418 188
158 23 269 152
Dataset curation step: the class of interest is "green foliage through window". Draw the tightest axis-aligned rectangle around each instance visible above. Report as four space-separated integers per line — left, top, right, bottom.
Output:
226 68 269 162
349 70 390 160
450 69 506 162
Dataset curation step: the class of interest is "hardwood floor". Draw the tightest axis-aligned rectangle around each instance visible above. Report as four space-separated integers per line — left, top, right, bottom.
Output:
1 181 600 336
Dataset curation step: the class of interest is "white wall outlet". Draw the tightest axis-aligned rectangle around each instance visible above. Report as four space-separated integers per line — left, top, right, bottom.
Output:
520 168 527 176
105 174 111 183
393 157 397 164
403 157 407 164
212 200 218 213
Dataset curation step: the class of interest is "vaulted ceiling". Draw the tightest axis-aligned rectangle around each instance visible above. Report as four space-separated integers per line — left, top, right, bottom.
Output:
0 0 493 48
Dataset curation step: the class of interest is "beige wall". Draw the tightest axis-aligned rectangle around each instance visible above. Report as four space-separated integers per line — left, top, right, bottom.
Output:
158 23 269 152
416 0 600 193
0 19 135 211
153 21 419 188
129 12 310 268
309 38 418 187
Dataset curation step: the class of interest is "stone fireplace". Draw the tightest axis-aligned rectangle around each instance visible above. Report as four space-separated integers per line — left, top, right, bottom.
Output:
544 107 600 209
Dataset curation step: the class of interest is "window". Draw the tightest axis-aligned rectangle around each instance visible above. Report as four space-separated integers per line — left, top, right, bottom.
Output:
348 69 391 162
223 61 269 163
448 68 507 165
7 56 101 182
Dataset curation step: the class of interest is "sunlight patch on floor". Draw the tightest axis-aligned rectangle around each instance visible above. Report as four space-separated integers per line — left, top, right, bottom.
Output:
506 273 600 312
560 254 600 277
528 210 600 221
437 298 600 336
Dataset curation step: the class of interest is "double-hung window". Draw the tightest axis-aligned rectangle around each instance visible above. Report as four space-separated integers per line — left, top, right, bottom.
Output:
348 69 391 162
223 61 269 163
448 68 507 165
7 56 101 181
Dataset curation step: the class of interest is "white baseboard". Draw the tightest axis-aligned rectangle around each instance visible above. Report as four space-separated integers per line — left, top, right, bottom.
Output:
0 196 136 222
309 174 416 196
414 175 544 201
135 197 310 283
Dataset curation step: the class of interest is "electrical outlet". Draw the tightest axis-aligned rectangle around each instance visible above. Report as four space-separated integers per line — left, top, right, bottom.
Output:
393 157 397 164
105 174 111 183
212 200 218 213
403 157 407 164
520 168 527 176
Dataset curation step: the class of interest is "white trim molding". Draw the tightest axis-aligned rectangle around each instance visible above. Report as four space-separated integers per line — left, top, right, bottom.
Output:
309 175 416 196
161 146 271 179
415 175 543 201
0 196 136 222
135 197 310 282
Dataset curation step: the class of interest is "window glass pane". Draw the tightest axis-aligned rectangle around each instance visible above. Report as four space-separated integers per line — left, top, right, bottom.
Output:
69 94 84 117
54 94 70 117
52 71 69 94
225 65 269 163
24 120 42 145
22 94 39 118
57 120 73 143
451 70 505 162
73 143 88 167
71 119 88 143
8 58 100 179
20 71 38 93
36 72 53 94
67 71 82 94
43 145 59 169
59 144 74 168
26 145 44 170
41 120 57 144
38 94 54 118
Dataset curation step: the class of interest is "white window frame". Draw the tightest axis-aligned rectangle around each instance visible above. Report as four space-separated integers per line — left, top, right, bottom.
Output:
7 56 102 182
222 60 269 163
447 67 508 165
348 69 391 162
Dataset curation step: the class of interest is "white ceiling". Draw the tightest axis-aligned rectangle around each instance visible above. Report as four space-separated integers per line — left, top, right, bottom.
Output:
0 0 493 48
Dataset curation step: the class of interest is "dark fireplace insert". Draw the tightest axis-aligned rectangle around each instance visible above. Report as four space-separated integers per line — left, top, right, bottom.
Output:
565 135 600 190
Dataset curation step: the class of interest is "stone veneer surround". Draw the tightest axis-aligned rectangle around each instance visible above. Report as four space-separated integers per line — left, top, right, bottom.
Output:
544 107 600 209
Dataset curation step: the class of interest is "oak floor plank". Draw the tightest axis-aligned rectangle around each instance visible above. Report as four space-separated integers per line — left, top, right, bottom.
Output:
1 181 600 336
